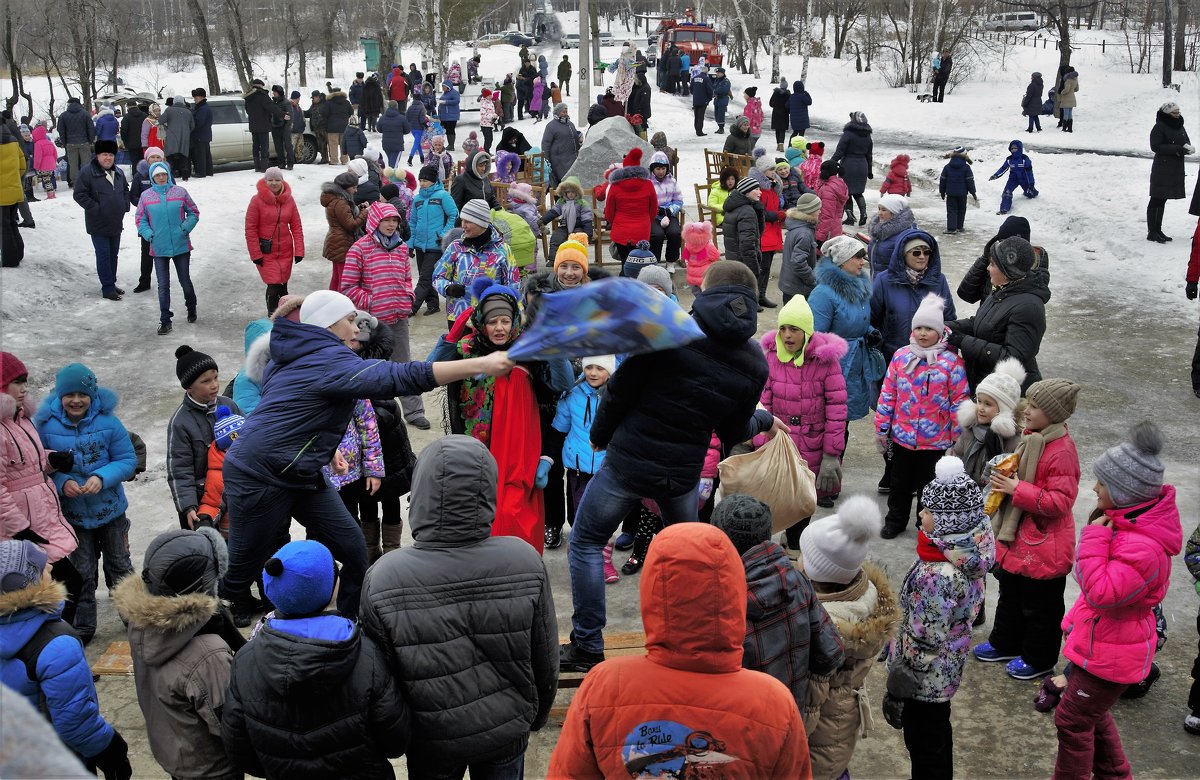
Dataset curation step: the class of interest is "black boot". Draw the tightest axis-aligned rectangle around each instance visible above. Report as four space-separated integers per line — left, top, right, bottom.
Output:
1065 118 1074 133
1147 205 1171 243
842 206 856 225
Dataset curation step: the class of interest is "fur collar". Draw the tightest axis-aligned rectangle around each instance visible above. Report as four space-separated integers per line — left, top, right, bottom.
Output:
271 295 305 322
0 393 35 421
243 332 272 385
112 575 218 632
608 164 650 184
815 259 872 303
867 208 916 241
761 330 848 364
785 207 819 223
0 578 66 617
812 562 899 660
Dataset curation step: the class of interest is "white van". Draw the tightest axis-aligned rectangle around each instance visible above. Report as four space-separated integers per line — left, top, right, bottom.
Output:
986 12 1042 31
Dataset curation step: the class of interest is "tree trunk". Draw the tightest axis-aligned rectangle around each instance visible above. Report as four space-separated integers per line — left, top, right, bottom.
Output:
287 3 307 86
770 0 781 82
1175 0 1188 71
732 3 758 77
1164 0 1174 86
801 0 813 80
1056 1 1073 68
903 0 915 83
228 1 255 88
184 0 221 93
323 3 340 79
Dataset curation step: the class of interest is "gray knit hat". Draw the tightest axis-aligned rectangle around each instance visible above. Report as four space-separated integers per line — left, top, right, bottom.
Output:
1025 378 1081 424
638 265 674 296
554 102 569 116
459 198 493 228
921 456 985 537
713 495 772 556
1093 421 1165 507
794 192 821 215
990 236 1036 281
0 541 48 594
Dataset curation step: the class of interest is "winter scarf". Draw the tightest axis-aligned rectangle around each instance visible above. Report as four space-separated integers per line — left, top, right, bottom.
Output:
904 267 925 286
993 423 1068 541
558 199 582 233
456 333 504 445
902 335 950 376
916 529 948 563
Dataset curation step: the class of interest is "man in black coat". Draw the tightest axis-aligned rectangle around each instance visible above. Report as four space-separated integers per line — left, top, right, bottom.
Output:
933 49 953 103
190 88 214 178
560 260 787 672
323 87 353 165
244 79 274 172
72 140 130 300
120 101 147 177
269 85 295 169
690 66 714 136
305 91 328 165
627 72 652 133
56 96 96 186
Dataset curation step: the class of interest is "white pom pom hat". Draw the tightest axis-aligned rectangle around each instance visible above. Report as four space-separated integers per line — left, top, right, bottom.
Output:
798 495 882 585
957 358 1026 438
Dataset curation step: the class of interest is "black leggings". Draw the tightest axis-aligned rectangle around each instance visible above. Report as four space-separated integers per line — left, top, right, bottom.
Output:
265 283 287 315
775 126 786 146
442 121 457 149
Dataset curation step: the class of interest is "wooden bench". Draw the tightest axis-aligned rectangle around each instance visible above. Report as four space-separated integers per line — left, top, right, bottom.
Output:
704 148 726 182
557 631 647 690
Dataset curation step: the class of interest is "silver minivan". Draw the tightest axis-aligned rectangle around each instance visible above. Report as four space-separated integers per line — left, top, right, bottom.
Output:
986 12 1041 31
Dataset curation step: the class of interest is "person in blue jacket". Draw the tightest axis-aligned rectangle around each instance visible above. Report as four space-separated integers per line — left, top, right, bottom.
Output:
33 363 137 645
218 290 514 626
938 146 978 233
0 540 132 777
232 317 273 414
376 100 411 168
712 67 732 134
94 107 119 142
409 164 459 316
135 161 201 335
72 139 130 300
549 355 613 548
989 139 1038 215
789 80 812 139
690 66 714 137
869 229 957 363
190 88 214 178
437 80 461 150
679 53 692 94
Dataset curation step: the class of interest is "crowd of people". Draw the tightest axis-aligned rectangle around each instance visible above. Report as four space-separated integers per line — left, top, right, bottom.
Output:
1 31 1199 780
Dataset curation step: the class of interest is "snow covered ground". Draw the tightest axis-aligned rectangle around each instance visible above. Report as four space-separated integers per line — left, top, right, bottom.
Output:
2 13 1200 777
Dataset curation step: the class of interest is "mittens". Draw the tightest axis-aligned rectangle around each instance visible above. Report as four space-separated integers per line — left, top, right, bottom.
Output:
534 456 553 489
1186 281 1197 300
294 256 303 264
88 730 132 780
815 454 842 494
252 258 264 266
660 216 670 228
446 282 467 298
882 693 905 730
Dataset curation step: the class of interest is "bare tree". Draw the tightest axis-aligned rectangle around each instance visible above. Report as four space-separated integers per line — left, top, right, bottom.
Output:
184 0 221 92
998 0 1100 67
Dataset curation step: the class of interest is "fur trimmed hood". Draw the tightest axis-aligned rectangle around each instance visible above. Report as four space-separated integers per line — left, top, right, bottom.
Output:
113 575 219 665
815 258 872 303
271 294 305 322
786 206 819 223
944 149 973 164
243 333 272 386
956 397 1019 439
812 562 899 660
761 329 849 365
0 392 35 421
608 163 651 184
0 578 66 617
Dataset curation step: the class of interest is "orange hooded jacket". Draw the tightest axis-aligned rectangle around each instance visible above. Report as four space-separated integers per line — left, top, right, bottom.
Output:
548 523 812 779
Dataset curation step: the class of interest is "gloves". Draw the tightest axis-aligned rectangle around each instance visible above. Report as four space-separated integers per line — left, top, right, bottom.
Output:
867 171 874 179
87 730 132 780
534 456 553 489
874 434 889 455
945 328 965 348
446 282 466 298
252 258 263 266
294 256 303 264
865 329 884 350
989 174 1000 181
815 454 842 494
882 693 905 730
698 478 714 502
1186 144 1195 155
47 450 74 473
1187 281 1198 300
660 216 670 228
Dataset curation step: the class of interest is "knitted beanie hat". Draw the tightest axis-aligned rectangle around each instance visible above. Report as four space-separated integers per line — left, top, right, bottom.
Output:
263 166 284 181
1 352 28 389
902 236 931 257
213 405 245 452
459 198 493 227
509 182 537 204
175 346 218 389
473 278 520 327
622 240 657 278
910 292 946 333
0 540 48 594
1025 378 1081 424
990 236 1036 281
1093 421 1165 507
300 290 357 329
799 495 881 584
794 192 822 215
263 541 336 617
734 176 760 194
55 363 98 399
554 233 590 274
418 164 441 183
713 494 773 556
921 456 985 537
347 158 369 184
821 235 867 267
959 358 1027 438
334 171 359 189
582 355 617 374
878 193 907 215
638 265 674 296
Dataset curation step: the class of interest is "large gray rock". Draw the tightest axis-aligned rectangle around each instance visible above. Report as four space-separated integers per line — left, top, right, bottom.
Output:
564 116 655 191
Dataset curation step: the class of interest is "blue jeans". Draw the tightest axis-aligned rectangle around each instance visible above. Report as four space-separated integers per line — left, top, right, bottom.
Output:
1061 106 1073 122
220 461 369 616
1027 114 1042 131
409 130 424 163
155 252 197 324
91 234 121 294
567 462 698 653
67 515 134 641
407 744 525 780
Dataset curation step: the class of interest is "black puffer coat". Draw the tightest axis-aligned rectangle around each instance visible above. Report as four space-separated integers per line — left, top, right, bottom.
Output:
221 619 408 779
591 285 772 496
831 119 874 195
947 273 1049 393
1022 74 1044 117
1150 109 1191 200
359 436 558 767
244 86 274 133
722 189 764 270
324 90 354 134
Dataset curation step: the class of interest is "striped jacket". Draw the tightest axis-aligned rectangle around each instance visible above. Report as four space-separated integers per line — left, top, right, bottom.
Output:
342 203 415 324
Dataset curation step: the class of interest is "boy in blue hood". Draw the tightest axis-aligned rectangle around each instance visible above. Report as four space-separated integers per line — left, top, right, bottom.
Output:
988 140 1038 215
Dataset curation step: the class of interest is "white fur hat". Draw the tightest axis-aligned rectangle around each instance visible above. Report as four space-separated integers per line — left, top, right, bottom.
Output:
581 355 617 374
300 290 357 329
878 193 907 215
956 358 1026 438
347 158 369 184
911 292 946 333
799 495 882 585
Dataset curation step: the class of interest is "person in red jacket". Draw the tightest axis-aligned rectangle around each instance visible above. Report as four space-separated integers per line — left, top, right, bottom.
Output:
603 147 658 263
755 157 785 309
389 66 408 103
548 522 811 778
244 167 304 315
880 154 913 196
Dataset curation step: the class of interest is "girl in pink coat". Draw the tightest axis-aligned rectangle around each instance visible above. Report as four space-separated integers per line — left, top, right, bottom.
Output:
815 159 849 243
755 296 848 549
0 353 81 620
31 125 59 196
743 87 764 137
1050 422 1181 779
800 140 825 191
682 220 720 294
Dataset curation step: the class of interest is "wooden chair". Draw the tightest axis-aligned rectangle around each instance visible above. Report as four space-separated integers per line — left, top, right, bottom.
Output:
519 151 546 186
694 182 723 237
724 152 754 180
704 149 725 182
493 180 551 262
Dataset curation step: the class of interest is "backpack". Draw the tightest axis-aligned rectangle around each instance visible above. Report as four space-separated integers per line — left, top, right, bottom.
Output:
15 620 81 715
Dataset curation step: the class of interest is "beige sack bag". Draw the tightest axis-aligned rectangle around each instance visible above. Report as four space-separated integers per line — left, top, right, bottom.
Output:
718 434 817 533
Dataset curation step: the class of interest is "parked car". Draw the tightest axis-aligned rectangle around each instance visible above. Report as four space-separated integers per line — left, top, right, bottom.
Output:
474 33 506 48
503 32 537 46
562 33 580 49
199 94 321 166
985 12 1042 31
599 31 615 46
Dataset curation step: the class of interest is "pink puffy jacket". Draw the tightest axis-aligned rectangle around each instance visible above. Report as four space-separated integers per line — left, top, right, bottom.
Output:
1062 485 1182 684
31 126 58 173
994 430 1080 580
0 394 78 562
755 331 849 497
814 175 849 243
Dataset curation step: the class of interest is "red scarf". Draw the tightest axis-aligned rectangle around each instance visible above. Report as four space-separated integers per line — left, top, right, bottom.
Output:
917 529 948 563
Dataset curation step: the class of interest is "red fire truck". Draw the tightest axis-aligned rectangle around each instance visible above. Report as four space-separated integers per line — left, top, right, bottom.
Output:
645 11 723 67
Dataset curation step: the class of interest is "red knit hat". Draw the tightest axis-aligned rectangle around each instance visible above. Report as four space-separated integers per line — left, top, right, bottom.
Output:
0 352 28 390
622 147 642 167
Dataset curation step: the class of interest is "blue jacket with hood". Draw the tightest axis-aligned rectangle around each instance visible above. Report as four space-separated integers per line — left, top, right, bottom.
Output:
991 140 1035 187
233 318 273 414
552 379 607 474
224 318 437 488
409 180 458 251
869 228 957 360
789 81 812 131
135 161 200 258
437 81 461 123
808 260 875 420
0 578 116 759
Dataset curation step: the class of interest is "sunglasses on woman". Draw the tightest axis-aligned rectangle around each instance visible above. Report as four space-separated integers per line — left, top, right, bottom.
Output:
907 248 932 257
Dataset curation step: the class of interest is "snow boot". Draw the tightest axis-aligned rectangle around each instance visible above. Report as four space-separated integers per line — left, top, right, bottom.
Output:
716 125 725 134
777 142 785 152
842 205 856 225
1147 205 1172 243
381 522 403 556
362 519 383 562
46 189 56 200
1065 118 1074 133
602 542 620 584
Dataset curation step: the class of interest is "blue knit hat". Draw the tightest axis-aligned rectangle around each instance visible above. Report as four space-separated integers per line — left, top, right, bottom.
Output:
54 363 97 399
213 405 245 452
622 240 657 278
262 541 336 617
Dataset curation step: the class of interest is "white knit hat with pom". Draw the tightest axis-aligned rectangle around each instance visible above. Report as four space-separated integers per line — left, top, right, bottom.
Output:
798 495 881 585
921 456 985 537
956 358 1026 438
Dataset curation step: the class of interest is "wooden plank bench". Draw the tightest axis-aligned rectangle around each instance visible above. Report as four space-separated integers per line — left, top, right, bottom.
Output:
557 630 647 690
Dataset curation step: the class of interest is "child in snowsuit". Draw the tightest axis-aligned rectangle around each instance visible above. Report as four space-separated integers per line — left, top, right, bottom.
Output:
713 494 846 711
682 220 721 295
551 355 613 546
989 139 1038 214
322 398 385 531
951 358 1024 486
1047 423 1181 775
195 406 246 539
815 159 849 243
776 158 805 208
780 193 822 303
757 295 848 549
541 176 593 259
880 154 912 196
507 182 543 266
113 526 244 780
31 125 59 198
801 141 825 191
938 146 978 234
34 363 137 645
974 378 1081 680
0 540 132 778
743 86 764 139
884 455 996 780
785 135 808 168
222 541 410 778
875 294 970 538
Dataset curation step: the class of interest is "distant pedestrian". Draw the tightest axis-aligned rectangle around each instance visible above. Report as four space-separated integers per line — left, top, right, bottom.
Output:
190 88 214 177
